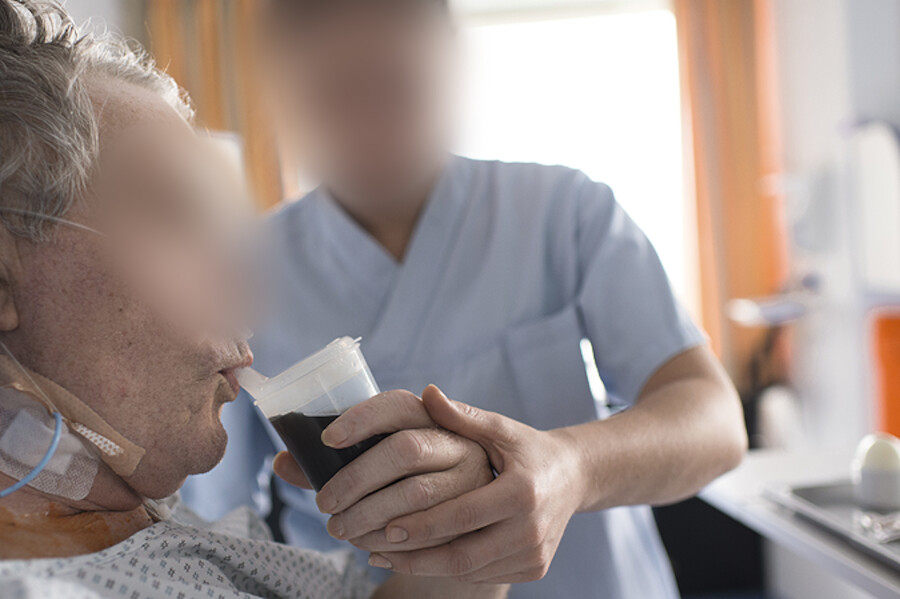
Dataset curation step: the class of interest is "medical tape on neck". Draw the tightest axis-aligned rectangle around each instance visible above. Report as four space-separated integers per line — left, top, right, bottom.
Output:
0 356 146 478
0 388 98 501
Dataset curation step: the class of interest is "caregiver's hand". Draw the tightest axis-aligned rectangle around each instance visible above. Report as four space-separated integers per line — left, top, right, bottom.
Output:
363 385 585 585
273 390 494 547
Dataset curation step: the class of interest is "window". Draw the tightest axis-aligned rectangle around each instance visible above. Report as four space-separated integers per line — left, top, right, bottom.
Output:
454 7 695 305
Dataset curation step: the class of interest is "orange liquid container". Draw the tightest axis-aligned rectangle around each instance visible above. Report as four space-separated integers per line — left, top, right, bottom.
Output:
875 315 900 437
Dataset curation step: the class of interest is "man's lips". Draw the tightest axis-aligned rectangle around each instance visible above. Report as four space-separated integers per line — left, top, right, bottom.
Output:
219 352 254 397
220 369 242 396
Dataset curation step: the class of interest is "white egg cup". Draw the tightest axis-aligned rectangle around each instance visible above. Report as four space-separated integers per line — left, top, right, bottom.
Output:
852 433 900 512
853 467 900 512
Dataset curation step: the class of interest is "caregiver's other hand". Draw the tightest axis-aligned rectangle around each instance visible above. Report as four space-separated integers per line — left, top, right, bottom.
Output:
274 390 494 547
366 386 584 585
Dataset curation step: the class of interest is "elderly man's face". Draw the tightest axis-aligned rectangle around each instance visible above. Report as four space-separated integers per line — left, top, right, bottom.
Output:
5 77 253 499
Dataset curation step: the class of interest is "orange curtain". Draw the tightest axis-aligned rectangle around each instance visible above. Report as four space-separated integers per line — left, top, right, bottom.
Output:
143 0 286 210
675 0 789 388
874 315 900 436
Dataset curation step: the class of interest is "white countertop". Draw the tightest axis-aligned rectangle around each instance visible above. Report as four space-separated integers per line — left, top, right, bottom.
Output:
700 448 900 599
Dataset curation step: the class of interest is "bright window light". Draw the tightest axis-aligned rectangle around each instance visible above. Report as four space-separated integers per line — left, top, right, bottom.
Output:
454 10 693 302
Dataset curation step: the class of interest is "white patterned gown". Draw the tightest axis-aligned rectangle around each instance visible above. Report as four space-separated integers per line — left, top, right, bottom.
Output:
0 496 375 599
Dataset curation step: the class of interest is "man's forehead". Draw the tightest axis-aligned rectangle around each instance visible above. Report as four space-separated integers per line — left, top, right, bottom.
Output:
93 129 244 218
87 77 198 184
80 76 247 221
86 74 192 149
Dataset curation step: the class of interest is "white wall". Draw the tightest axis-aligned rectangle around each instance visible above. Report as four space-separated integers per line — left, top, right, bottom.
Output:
772 0 851 175
453 0 661 14
770 0 863 456
452 0 669 24
773 0 900 451
844 0 900 127
768 1 900 597
62 0 139 38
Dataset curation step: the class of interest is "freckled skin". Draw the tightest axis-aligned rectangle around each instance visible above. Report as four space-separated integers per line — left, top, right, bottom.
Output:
0 75 252 558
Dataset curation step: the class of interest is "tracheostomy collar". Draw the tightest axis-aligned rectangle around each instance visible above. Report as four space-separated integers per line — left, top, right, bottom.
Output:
0 344 146 500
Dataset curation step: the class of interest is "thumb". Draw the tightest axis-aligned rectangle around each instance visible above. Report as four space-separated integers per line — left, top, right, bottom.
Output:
422 385 515 455
273 451 312 490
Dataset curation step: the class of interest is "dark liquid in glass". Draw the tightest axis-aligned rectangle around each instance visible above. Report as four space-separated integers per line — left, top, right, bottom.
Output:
271 412 385 491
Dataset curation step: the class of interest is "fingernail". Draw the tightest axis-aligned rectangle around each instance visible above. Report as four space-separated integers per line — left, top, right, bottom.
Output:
322 422 348 447
368 554 392 569
317 489 338 514
327 516 346 540
386 527 408 543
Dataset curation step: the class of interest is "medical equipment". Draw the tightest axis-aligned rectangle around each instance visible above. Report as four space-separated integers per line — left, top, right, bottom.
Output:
0 409 62 499
0 340 91 500
0 337 148 500
0 354 147 476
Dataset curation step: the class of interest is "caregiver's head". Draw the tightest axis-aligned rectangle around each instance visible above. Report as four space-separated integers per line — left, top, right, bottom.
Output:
262 0 456 202
0 0 252 500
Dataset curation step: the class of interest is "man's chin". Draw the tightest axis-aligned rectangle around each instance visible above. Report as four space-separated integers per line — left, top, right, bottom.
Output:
215 381 239 405
190 427 229 476
123 425 229 500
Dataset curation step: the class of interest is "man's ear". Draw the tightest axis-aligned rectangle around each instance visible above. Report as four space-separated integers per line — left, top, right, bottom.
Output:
0 226 21 333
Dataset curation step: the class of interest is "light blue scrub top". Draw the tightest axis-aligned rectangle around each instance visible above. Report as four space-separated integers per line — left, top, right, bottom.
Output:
183 156 706 599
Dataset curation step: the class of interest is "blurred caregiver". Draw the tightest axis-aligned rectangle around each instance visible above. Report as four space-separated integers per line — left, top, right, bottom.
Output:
184 0 747 597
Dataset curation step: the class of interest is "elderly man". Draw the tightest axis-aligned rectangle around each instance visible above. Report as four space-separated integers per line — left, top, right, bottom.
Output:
0 1 506 598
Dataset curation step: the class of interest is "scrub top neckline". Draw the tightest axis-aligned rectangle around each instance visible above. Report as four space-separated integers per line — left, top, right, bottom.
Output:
314 155 473 366
317 157 461 259
364 156 473 366
314 189 399 295
314 155 466 274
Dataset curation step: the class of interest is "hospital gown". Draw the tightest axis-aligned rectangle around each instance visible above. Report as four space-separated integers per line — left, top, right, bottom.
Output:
0 497 375 599
183 156 707 599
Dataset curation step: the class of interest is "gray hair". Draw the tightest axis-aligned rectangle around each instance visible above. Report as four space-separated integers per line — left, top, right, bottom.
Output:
0 0 193 242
